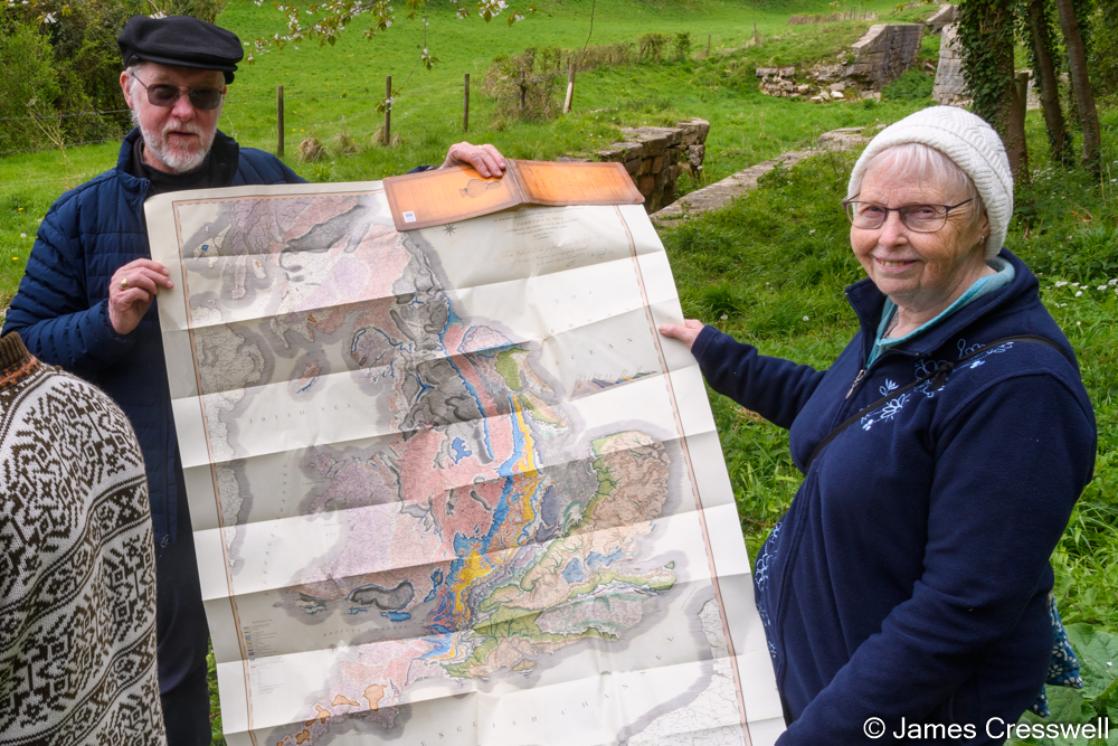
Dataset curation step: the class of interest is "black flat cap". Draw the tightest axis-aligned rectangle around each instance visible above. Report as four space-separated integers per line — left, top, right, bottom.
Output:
118 15 244 83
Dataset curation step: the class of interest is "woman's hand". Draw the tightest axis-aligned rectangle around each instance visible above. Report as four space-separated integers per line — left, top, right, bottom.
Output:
440 142 507 178
658 319 704 350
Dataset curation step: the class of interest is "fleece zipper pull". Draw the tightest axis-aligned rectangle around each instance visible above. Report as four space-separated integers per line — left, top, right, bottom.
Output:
845 368 866 400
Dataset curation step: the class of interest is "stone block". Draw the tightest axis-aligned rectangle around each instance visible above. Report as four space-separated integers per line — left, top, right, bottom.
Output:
926 4 958 34
847 23 923 87
621 126 682 147
677 117 710 140
932 23 967 105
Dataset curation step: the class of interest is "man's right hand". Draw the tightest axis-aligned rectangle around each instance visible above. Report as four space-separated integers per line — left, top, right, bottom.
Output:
108 259 174 335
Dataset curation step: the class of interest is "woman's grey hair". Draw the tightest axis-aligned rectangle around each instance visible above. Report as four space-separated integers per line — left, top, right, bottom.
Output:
847 142 985 228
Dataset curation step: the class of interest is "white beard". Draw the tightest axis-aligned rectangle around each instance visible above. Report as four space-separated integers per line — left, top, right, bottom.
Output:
131 109 216 174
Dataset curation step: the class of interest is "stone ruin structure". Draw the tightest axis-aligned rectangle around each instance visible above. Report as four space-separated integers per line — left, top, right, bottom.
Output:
925 4 959 34
932 21 967 105
757 23 924 102
757 66 857 102
844 23 925 88
595 119 709 212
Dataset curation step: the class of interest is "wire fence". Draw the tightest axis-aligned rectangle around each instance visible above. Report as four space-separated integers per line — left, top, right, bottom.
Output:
0 107 131 123
0 70 464 169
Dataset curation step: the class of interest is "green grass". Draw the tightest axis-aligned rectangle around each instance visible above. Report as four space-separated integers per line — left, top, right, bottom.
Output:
0 0 933 305
2 1 1115 743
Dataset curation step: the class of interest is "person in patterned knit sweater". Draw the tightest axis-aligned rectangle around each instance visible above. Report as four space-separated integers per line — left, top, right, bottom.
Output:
0 331 164 744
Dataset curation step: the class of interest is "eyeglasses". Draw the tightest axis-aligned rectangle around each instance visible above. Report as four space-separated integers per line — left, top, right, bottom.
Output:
843 198 974 233
130 72 225 111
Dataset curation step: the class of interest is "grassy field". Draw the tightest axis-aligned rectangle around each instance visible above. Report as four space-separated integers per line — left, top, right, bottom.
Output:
0 0 936 302
2 1 1115 743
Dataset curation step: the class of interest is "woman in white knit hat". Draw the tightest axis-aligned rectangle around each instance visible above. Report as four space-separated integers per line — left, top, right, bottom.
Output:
662 106 1096 744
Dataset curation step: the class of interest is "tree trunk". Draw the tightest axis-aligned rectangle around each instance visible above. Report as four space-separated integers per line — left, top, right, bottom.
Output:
1006 72 1031 183
1054 0 1102 175
1097 0 1118 94
957 1 1022 174
1026 0 1072 165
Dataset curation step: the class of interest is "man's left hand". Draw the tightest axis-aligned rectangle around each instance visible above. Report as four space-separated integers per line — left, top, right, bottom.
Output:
440 142 507 178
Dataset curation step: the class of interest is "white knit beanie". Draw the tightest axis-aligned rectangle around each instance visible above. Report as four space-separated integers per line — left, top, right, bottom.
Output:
847 106 1013 259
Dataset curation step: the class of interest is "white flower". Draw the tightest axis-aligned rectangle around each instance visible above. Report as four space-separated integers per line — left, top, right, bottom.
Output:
1075 290 1083 297
802 315 809 322
1054 280 1068 288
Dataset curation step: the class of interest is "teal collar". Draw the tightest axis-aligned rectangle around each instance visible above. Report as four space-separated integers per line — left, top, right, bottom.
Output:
866 257 1015 367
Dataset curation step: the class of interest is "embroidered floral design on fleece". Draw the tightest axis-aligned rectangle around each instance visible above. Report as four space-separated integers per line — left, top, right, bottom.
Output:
754 519 784 664
860 340 1025 433
860 392 912 431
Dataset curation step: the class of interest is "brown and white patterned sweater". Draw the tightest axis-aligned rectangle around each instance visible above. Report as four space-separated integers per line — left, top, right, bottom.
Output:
0 332 165 745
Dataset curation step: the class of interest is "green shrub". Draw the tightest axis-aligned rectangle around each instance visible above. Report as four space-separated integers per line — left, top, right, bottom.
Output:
638 33 668 63
0 1 228 154
1090 0 1118 94
673 32 692 61
881 67 934 102
484 47 563 123
569 42 636 72
0 24 63 154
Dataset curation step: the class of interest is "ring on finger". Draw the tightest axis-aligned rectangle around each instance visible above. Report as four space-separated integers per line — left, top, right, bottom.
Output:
120 277 129 289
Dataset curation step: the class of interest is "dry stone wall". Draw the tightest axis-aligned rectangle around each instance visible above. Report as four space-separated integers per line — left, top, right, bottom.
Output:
596 119 709 212
932 22 967 105
846 23 924 87
925 4 958 34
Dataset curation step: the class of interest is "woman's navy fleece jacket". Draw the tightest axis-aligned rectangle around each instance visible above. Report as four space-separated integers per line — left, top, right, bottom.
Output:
691 250 1095 745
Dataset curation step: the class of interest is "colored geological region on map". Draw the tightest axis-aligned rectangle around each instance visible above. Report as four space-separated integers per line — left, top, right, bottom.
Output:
172 193 699 744
150 183 782 745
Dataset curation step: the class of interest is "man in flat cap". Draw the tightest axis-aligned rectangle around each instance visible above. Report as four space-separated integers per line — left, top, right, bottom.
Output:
3 14 505 746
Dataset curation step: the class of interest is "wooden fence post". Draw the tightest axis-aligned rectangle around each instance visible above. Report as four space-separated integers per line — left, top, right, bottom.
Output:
706 33 711 56
463 73 470 133
383 75 392 146
563 64 576 113
276 85 284 158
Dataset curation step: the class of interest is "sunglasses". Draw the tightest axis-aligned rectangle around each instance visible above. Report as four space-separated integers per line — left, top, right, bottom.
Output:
130 72 225 111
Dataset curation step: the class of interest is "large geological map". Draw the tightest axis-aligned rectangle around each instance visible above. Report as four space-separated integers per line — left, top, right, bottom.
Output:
147 180 783 746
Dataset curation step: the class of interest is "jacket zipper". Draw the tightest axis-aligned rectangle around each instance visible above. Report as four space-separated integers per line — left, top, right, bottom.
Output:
811 335 1064 469
844 368 866 400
